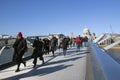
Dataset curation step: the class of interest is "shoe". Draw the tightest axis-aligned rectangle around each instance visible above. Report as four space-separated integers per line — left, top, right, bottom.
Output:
23 62 26 67
15 69 20 72
42 60 44 64
33 64 36 68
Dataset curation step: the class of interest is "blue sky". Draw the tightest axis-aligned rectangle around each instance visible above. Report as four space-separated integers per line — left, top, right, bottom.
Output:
0 0 120 37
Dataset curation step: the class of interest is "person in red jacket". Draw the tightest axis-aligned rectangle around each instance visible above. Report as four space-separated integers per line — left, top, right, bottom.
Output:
74 35 81 52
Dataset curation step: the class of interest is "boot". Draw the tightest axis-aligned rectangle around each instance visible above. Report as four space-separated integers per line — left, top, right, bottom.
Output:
15 68 20 72
42 60 44 64
23 62 26 67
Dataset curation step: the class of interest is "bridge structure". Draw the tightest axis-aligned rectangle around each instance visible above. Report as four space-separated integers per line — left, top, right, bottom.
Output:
0 34 120 80
93 33 120 50
0 30 120 79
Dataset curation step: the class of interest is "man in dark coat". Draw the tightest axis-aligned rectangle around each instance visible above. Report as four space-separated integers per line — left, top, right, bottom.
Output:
62 37 69 56
50 35 57 56
43 38 50 54
13 32 27 72
32 37 44 68
83 36 88 47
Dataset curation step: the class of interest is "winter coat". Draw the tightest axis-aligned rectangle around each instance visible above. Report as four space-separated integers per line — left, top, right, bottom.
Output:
13 37 27 62
50 37 57 47
62 38 68 50
31 39 44 58
75 37 81 44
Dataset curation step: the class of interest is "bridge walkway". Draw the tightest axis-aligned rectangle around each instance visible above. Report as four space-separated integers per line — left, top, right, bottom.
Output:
0 47 88 80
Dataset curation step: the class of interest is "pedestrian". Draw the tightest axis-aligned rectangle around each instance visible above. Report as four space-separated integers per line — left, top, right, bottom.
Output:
69 37 73 48
62 37 69 56
74 35 81 52
50 35 57 56
83 36 88 47
31 37 44 68
58 35 63 52
79 36 83 47
13 32 27 72
66 36 70 49
43 38 50 54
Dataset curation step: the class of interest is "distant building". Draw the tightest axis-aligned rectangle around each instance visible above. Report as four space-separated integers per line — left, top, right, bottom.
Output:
0 34 11 39
82 27 91 39
49 33 65 39
27 35 49 40
91 33 96 40
27 33 65 41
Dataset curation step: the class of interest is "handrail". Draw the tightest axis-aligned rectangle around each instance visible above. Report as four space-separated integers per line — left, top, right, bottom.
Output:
89 41 120 80
0 44 13 56
0 46 6 55
103 39 120 50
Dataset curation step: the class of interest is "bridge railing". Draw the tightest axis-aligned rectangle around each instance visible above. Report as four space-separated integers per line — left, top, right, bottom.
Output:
0 44 33 70
88 41 120 80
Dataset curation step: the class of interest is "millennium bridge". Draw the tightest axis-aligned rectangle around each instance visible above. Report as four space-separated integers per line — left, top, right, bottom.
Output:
0 33 120 80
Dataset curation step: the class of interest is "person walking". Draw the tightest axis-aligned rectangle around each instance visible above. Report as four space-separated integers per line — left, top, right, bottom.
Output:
83 36 88 47
58 35 63 52
50 35 57 56
62 37 69 56
43 38 50 54
31 37 44 68
13 32 27 72
74 35 81 52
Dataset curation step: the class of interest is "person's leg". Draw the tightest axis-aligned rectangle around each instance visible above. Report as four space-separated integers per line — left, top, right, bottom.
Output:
15 61 20 72
76 44 79 52
41 56 44 64
64 49 66 56
78 44 80 52
20 52 26 67
85 42 87 47
47 46 49 54
15 55 21 72
51 46 55 56
63 49 66 56
33 57 37 67
63 49 65 56
39 54 44 64
21 59 26 67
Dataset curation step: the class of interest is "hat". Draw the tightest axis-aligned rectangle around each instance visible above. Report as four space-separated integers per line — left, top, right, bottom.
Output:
17 32 22 37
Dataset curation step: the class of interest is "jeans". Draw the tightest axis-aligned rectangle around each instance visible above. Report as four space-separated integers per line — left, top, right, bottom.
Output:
76 43 80 52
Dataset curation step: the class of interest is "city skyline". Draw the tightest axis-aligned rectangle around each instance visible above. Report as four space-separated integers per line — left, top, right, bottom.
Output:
0 0 120 37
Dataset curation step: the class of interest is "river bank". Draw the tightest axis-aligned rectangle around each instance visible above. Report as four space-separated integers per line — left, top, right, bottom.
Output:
98 45 120 64
106 49 120 64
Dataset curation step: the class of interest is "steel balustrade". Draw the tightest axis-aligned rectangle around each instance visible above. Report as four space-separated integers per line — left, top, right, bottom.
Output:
89 41 120 80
